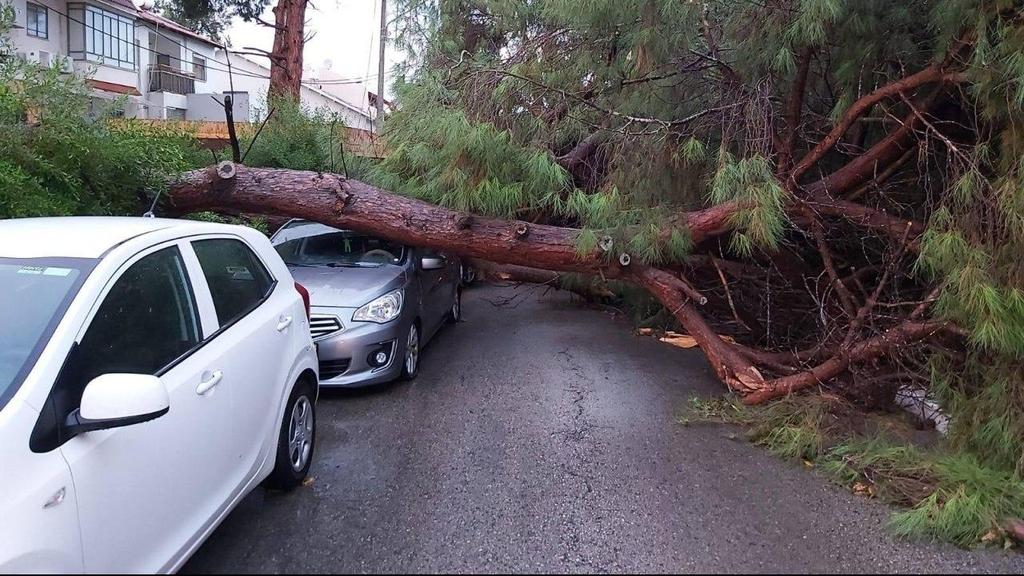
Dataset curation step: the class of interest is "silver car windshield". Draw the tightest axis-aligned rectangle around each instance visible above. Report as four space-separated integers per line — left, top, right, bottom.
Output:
274 228 406 268
0 258 92 411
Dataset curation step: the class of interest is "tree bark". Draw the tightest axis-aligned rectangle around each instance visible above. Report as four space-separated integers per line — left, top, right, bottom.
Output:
167 163 949 403
788 63 948 183
741 320 948 404
170 165 748 275
168 163 766 394
268 0 307 101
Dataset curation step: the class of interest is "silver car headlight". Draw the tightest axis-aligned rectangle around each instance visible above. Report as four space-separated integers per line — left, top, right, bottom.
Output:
353 289 404 323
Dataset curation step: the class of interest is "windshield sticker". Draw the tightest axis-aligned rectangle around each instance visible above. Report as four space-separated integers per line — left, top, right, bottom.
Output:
43 267 73 277
16 266 74 277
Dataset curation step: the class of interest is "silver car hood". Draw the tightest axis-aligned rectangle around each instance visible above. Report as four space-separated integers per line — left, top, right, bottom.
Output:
288 264 407 308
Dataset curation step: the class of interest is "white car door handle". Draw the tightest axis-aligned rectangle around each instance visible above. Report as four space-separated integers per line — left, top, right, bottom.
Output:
276 315 293 331
196 370 223 395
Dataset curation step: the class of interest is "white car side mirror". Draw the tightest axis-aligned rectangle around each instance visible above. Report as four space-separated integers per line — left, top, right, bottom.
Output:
67 374 170 435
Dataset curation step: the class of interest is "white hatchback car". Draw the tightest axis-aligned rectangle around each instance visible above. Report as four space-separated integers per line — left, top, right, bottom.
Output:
0 217 319 573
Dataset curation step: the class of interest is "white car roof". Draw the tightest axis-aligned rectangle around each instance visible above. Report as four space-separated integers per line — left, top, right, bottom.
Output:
0 217 241 259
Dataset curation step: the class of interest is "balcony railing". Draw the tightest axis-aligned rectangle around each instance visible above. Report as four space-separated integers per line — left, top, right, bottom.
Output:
148 65 195 95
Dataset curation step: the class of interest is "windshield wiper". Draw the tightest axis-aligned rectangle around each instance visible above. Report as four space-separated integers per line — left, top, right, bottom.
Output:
288 261 382 268
327 262 384 268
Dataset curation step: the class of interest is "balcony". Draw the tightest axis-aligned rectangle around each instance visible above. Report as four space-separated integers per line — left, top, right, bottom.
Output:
148 65 195 95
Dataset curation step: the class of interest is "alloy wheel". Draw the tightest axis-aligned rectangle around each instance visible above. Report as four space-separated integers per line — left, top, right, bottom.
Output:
405 324 419 375
288 396 314 471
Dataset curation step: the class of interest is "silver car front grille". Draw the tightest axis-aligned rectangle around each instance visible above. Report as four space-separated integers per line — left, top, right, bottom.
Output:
309 314 343 340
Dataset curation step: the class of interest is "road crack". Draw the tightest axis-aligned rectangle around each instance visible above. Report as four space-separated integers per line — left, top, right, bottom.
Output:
553 346 608 571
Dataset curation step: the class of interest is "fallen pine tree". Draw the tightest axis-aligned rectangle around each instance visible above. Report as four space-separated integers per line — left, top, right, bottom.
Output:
169 160 953 405
167 0 1023 478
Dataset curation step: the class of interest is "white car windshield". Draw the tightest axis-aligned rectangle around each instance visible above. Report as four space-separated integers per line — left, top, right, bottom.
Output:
274 226 406 268
0 258 89 410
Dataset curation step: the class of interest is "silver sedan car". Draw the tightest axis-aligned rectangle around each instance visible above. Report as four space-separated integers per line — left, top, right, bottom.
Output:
270 220 461 387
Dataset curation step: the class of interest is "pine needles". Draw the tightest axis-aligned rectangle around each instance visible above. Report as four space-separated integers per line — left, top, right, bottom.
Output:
684 394 1024 548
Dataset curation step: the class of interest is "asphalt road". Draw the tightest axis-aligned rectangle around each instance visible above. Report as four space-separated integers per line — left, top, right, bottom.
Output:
183 284 1024 574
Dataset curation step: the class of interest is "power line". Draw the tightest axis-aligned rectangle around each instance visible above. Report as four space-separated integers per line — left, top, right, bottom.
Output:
306 61 413 85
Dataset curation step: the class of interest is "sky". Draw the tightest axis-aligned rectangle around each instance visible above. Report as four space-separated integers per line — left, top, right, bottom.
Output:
225 0 403 92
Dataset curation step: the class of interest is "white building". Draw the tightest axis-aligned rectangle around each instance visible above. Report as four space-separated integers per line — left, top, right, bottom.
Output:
304 63 393 131
4 0 375 128
216 54 376 131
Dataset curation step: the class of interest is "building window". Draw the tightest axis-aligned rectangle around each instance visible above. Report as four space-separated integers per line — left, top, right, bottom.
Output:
81 5 136 69
27 4 48 39
192 56 206 81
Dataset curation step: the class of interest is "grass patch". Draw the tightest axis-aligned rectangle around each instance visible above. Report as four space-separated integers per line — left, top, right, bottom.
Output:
682 394 1024 549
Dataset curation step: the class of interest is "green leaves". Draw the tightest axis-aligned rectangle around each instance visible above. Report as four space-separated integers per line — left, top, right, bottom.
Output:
0 47 205 218
709 154 789 256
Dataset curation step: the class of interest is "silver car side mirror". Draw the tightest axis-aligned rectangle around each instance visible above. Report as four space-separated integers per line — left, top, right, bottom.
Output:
421 256 446 270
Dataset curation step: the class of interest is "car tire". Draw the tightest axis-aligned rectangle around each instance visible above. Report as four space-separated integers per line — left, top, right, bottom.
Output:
448 289 462 324
460 263 476 286
400 322 420 381
264 378 317 491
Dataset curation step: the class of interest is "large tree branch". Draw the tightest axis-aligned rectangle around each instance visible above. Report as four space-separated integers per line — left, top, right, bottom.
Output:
555 132 608 173
632 267 765 393
789 63 953 184
778 47 814 174
170 164 759 273
742 320 950 404
806 197 925 247
468 259 617 300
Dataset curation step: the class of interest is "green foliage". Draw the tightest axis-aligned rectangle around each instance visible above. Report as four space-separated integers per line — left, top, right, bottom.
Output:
820 436 1024 548
900 3 1024 508
889 454 1024 547
154 0 267 40
0 20 206 218
187 211 270 234
821 437 938 506
574 228 599 258
683 395 827 459
930 354 1024 476
241 98 372 177
687 394 1024 547
371 80 571 220
709 154 789 256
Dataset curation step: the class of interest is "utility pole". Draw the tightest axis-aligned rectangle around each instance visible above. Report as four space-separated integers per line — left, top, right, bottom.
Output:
376 0 387 132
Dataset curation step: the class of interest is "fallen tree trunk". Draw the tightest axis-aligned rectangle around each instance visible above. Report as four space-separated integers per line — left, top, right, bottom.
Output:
169 162 767 395
168 162 948 404
170 163 746 275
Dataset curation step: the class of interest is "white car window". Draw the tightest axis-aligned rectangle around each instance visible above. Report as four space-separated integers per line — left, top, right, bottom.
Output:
77 247 200 377
0 258 91 411
192 238 274 327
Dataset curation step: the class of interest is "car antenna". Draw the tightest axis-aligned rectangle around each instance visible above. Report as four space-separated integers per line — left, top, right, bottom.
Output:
143 188 162 218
